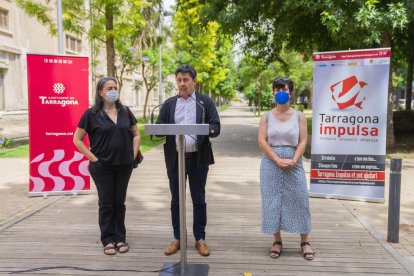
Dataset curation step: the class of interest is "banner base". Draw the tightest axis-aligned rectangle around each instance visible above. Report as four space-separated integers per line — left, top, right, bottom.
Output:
309 192 384 203
28 190 91 198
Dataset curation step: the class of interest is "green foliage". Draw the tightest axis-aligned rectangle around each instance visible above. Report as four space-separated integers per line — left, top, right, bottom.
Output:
171 0 236 100
202 0 409 63
201 0 336 63
261 89 274 109
139 46 175 120
292 104 305 112
236 51 313 109
0 127 164 158
321 0 408 46
15 0 57 34
172 1 219 85
219 104 230 112
243 82 259 105
137 116 165 152
17 0 162 86
202 0 413 148
307 118 313 135
1 138 13 148
215 58 238 100
138 124 164 153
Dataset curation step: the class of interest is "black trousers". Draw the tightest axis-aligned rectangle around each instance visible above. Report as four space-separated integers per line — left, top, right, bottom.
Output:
167 155 209 241
89 161 133 246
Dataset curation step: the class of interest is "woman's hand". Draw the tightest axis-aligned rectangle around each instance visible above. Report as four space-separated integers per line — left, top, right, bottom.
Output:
274 158 296 169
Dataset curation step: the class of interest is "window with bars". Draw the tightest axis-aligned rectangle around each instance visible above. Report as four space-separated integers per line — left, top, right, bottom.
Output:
0 9 8 29
65 35 82 53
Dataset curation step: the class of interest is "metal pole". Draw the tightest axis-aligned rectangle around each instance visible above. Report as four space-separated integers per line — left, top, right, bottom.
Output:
57 0 64 54
177 135 187 273
387 157 402 243
89 0 95 98
158 12 163 104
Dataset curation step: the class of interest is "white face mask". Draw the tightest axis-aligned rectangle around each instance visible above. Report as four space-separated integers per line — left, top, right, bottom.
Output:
103 90 119 103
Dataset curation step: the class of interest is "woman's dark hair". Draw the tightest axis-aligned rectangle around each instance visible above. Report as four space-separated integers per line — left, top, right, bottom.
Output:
272 77 294 93
92 76 124 115
175 64 197 79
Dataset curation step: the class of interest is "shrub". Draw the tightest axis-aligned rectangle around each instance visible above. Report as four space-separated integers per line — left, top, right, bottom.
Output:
0 138 13 148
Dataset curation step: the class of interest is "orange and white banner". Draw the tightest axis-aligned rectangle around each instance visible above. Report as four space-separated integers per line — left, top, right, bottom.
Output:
310 48 390 202
27 54 90 196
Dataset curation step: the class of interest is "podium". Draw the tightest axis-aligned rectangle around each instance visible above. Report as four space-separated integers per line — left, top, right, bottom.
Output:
144 124 210 276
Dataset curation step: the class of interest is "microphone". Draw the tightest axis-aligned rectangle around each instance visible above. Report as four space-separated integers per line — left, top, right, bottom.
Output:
150 95 180 141
150 95 180 124
189 95 205 124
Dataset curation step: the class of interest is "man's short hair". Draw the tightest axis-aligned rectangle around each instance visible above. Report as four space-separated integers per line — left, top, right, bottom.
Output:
175 64 197 79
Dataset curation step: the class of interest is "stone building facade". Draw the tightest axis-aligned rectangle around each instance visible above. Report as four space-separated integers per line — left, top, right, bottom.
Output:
0 0 159 122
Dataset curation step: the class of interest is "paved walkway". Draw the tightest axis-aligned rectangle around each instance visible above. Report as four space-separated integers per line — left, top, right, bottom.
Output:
0 104 413 275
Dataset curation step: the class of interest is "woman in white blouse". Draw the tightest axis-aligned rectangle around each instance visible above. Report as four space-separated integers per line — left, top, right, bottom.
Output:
258 77 314 261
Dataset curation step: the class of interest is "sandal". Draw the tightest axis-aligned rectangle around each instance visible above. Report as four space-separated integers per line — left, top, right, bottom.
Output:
103 243 117 255
116 242 129 253
300 242 315 260
269 241 283 259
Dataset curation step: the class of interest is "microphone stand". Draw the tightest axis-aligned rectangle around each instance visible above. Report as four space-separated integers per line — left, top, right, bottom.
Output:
189 94 205 124
150 95 179 141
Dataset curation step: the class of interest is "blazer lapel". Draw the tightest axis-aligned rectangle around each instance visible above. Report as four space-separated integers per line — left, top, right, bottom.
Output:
169 97 177 123
195 92 203 124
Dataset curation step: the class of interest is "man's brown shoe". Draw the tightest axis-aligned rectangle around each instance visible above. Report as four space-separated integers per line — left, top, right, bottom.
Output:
195 240 210 256
164 240 180 255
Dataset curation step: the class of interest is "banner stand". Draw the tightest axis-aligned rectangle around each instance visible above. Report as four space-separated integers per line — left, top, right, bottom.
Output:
28 190 92 198
27 53 90 197
310 48 390 203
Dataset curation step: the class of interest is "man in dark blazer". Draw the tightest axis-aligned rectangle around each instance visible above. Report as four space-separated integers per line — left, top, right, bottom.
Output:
156 64 220 257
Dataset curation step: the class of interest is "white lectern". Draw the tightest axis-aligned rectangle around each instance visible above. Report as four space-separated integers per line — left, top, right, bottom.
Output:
144 124 210 276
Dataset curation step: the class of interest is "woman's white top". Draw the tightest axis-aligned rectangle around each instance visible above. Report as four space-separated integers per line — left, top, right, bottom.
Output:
267 111 300 147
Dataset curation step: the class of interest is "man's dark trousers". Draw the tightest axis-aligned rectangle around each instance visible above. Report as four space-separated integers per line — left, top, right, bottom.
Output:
167 154 209 241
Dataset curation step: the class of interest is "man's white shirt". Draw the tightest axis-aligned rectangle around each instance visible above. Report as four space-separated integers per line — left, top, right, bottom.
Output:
175 92 197 152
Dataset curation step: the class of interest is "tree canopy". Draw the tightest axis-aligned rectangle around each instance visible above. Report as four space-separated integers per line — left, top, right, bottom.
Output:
201 0 412 148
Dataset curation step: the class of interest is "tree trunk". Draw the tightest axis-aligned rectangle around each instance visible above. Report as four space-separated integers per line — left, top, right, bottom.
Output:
406 22 414 111
115 64 126 93
381 31 395 149
142 63 150 120
407 57 413 111
291 93 298 106
307 80 313 110
105 4 116 77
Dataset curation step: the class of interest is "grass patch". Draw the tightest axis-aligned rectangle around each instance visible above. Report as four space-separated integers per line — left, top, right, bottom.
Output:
0 119 164 158
0 144 29 158
137 115 165 152
0 131 163 158
138 124 164 153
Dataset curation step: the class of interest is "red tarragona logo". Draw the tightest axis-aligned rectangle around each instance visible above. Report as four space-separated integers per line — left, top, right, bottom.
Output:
330 76 367 109
53 83 65 94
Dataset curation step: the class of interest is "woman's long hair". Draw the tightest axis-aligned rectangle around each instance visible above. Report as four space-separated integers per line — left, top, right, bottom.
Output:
92 76 125 116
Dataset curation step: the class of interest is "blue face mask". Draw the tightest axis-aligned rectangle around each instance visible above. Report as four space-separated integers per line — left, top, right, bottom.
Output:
274 91 290 104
